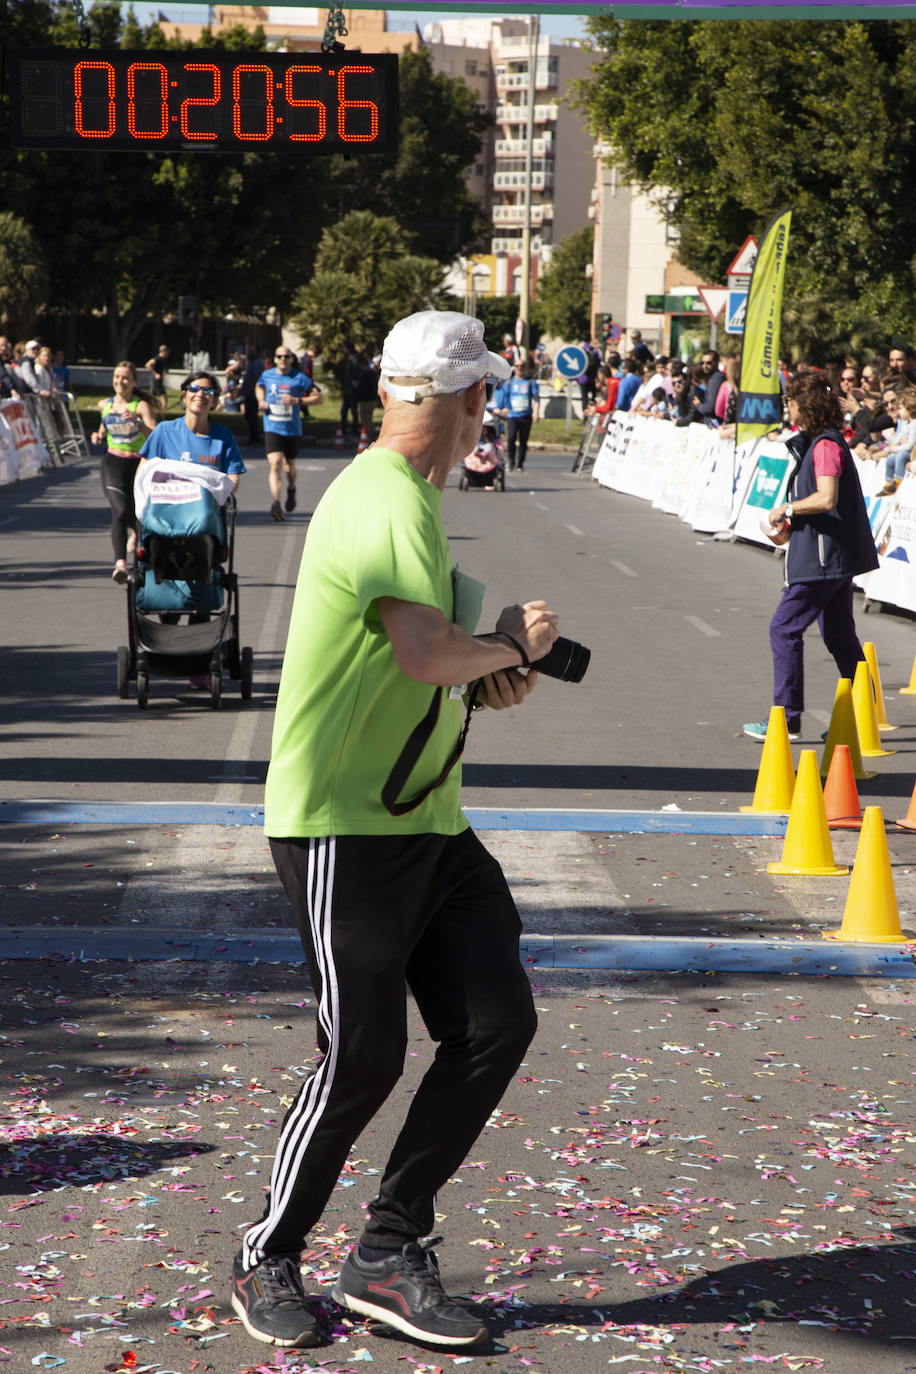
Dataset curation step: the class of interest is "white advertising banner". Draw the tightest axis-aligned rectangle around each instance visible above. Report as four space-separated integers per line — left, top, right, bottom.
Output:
857 471 916 613
0 399 46 481
593 414 635 490
588 414 916 617
731 441 795 545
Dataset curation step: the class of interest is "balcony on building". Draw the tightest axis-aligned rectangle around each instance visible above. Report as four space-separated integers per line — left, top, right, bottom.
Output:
493 169 554 192
492 236 544 254
496 103 559 124
495 134 554 158
492 202 554 226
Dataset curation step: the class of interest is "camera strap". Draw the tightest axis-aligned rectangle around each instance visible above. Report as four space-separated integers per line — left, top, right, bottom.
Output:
381 681 481 817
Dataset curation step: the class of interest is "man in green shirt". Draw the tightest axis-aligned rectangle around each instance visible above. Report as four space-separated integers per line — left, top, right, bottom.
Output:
231 311 559 1353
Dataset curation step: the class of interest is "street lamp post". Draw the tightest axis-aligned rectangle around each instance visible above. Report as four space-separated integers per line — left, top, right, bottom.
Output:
518 13 539 362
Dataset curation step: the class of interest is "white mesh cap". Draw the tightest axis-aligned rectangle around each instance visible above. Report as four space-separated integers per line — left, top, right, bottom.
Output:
379 310 510 402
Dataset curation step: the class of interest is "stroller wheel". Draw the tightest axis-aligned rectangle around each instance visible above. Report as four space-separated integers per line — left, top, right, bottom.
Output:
116 645 130 699
495 469 505 492
210 669 222 710
240 646 254 700
458 473 467 491
136 660 149 709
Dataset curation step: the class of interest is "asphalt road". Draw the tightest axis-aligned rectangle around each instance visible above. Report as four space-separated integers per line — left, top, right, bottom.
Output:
0 442 914 1374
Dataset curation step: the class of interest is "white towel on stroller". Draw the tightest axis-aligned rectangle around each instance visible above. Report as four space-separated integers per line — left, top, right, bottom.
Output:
134 458 236 522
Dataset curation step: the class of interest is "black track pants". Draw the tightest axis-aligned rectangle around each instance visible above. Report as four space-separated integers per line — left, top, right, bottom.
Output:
241 829 537 1264
100 453 141 561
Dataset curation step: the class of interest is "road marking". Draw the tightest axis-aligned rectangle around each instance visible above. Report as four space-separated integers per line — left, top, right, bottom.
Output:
565 524 584 536
0 801 790 835
0 517 16 529
612 559 637 578
0 927 910 976
685 615 721 638
535 502 549 512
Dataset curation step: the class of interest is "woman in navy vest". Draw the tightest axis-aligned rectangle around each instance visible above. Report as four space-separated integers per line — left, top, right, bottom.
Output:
743 371 878 742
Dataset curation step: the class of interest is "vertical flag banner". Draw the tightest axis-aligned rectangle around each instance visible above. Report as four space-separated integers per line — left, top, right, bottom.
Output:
736 208 792 449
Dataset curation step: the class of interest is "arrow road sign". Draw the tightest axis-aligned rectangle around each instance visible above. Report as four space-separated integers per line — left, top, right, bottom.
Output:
556 345 588 379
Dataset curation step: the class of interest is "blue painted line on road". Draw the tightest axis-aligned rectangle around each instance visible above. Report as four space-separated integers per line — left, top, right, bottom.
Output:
0 801 789 836
0 928 911 977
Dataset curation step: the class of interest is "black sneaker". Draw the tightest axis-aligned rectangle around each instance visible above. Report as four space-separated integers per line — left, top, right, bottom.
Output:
231 1250 320 1348
332 1239 487 1347
285 487 297 513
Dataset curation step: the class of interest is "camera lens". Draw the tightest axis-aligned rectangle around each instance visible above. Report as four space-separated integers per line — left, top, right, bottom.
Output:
529 636 590 684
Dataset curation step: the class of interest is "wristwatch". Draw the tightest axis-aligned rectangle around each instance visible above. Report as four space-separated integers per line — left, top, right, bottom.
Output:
784 502 794 521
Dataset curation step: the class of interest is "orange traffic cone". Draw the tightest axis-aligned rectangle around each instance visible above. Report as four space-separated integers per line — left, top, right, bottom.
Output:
863 642 897 732
900 650 916 695
356 426 370 453
740 706 795 814
823 807 915 943
852 660 896 759
333 424 347 451
823 744 863 829
821 677 875 782
897 778 916 831
768 750 848 876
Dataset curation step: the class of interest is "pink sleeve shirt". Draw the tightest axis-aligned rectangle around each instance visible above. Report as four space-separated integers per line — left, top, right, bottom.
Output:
812 438 845 478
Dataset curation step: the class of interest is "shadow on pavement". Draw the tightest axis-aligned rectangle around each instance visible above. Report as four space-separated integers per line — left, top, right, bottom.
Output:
463 761 916 799
486 1229 916 1349
0 1134 215 1193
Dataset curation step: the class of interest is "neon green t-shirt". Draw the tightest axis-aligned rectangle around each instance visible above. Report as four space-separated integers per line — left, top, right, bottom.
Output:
264 447 471 837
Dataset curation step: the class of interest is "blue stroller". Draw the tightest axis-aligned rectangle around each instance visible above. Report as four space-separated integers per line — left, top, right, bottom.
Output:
116 462 252 709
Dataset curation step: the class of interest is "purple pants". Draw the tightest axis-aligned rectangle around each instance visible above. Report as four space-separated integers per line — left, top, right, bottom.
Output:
770 577 865 718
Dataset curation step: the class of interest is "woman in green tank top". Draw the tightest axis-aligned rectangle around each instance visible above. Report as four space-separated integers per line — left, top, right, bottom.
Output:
91 361 157 583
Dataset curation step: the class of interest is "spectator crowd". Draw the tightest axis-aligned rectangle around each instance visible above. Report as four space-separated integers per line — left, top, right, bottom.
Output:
582 333 916 490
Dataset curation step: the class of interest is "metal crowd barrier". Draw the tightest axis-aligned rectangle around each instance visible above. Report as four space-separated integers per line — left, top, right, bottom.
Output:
20 391 91 466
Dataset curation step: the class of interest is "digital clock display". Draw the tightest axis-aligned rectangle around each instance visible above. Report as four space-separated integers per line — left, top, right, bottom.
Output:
11 48 399 153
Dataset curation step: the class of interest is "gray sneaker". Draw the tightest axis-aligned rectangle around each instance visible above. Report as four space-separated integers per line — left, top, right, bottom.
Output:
231 1250 319 1348
332 1239 487 1348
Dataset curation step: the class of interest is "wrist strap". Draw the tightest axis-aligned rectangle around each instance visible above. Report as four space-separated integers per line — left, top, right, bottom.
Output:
500 632 529 667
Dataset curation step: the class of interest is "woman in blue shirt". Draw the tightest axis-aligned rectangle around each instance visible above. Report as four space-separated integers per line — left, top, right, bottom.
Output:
141 371 246 487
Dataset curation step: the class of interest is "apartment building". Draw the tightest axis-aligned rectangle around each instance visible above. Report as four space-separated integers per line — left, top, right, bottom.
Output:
426 17 594 300
590 144 708 355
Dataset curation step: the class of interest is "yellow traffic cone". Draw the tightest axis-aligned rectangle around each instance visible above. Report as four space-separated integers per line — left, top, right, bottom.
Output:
823 807 915 943
852 659 896 759
740 706 795 814
863 642 898 732
821 677 875 781
768 750 848 876
900 650 916 695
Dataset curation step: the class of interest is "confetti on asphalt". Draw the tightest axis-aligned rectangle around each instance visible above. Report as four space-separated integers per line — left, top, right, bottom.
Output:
0 965 913 1373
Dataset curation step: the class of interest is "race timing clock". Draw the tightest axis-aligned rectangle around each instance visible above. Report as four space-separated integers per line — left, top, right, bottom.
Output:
11 48 399 153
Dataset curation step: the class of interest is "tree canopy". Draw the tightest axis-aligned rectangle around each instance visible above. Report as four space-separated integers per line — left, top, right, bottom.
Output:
574 17 916 352
536 226 594 341
290 211 450 366
1 3 489 358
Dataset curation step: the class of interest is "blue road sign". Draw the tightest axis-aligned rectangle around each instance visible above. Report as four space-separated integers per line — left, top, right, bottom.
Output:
725 290 748 335
556 345 588 379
